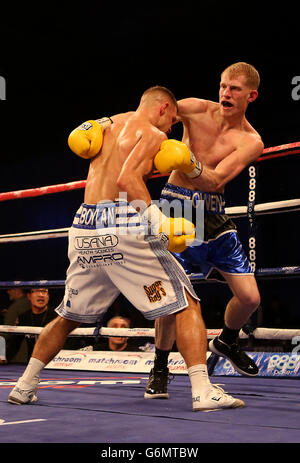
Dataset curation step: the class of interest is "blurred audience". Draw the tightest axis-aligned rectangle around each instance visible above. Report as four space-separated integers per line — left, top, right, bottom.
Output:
107 316 131 351
1 287 32 363
93 315 138 351
4 288 31 325
4 287 57 363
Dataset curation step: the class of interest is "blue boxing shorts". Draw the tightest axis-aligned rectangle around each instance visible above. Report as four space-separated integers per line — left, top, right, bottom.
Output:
160 183 253 281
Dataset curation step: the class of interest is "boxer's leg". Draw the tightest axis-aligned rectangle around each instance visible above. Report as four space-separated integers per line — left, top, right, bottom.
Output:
144 315 176 399
209 273 260 376
222 273 260 330
155 315 176 351
176 291 244 411
8 316 80 405
144 298 207 399
30 316 80 365
174 291 207 367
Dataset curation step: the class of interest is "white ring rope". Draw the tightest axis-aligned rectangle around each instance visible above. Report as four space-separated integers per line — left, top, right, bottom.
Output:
0 228 69 243
0 325 154 338
0 198 299 244
227 198 300 217
0 325 299 341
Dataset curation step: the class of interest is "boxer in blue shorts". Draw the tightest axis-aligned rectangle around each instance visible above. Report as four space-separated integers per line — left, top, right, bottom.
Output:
160 183 252 280
145 63 264 399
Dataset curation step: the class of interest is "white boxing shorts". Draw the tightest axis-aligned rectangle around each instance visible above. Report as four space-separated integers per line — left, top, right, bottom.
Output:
55 201 199 324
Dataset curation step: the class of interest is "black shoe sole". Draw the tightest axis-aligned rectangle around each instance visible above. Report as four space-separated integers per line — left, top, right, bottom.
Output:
209 340 259 377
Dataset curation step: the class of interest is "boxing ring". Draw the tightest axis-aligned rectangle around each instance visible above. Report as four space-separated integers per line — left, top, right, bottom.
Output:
0 142 300 445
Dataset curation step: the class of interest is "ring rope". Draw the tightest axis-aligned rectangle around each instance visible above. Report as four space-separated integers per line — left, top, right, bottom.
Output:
0 228 69 243
0 266 299 290
258 141 300 155
0 198 299 244
0 142 299 203
0 325 299 340
257 150 300 163
0 172 167 202
0 180 87 203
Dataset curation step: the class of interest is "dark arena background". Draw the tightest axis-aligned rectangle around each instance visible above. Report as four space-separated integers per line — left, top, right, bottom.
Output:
0 2 300 452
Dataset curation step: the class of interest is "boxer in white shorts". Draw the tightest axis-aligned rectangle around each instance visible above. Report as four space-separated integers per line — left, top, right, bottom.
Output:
9 86 244 411
56 201 198 323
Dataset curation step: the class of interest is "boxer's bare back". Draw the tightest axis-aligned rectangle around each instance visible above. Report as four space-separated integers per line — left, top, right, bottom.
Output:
84 112 169 205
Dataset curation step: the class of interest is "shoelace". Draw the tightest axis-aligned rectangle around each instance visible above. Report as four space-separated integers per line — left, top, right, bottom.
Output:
210 384 228 397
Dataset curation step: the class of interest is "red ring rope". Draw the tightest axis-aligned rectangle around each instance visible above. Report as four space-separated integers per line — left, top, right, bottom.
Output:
0 181 87 202
1 142 299 202
260 141 300 154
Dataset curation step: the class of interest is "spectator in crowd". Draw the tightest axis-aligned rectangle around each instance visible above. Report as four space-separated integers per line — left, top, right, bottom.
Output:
4 288 57 363
107 316 131 351
93 315 139 351
4 288 31 325
1 287 32 363
1 307 7 324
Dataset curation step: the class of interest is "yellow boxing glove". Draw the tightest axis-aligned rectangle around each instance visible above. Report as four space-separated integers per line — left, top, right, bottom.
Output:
142 203 195 253
154 139 202 178
68 117 113 159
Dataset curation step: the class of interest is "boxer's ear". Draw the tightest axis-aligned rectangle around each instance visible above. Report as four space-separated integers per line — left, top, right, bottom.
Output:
248 89 258 103
160 102 169 116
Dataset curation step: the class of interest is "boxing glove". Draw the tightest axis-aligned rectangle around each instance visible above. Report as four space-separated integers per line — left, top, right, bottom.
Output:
154 139 202 178
142 203 195 253
68 117 112 159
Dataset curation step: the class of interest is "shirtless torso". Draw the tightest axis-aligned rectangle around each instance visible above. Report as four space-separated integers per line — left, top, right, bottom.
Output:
84 112 167 206
169 98 263 193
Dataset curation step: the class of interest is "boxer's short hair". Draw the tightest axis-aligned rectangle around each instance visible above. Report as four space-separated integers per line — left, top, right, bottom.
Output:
141 86 178 110
221 62 260 89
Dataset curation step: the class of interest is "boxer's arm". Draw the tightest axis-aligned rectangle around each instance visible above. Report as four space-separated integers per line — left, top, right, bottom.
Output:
117 130 196 252
154 139 202 178
117 130 165 207
176 98 208 121
68 117 113 159
195 136 264 191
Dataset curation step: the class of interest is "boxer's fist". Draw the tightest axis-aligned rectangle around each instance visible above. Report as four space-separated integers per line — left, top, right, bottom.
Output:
68 117 112 159
154 139 202 178
160 216 195 253
142 203 195 253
